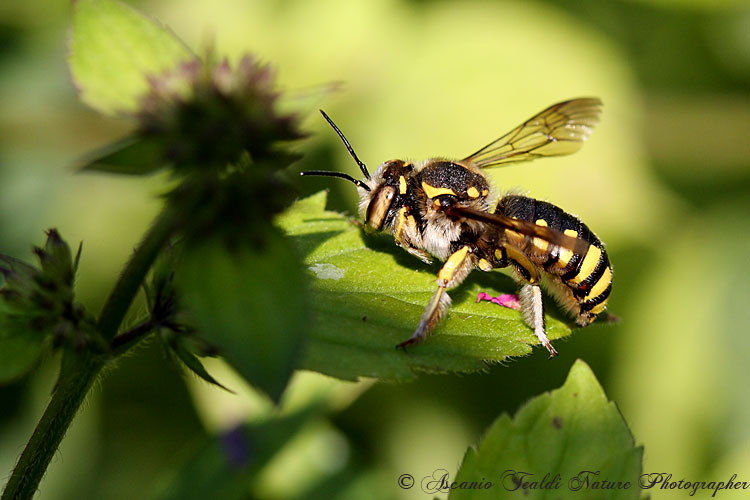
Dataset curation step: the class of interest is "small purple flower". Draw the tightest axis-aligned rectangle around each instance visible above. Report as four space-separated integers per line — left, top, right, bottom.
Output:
220 425 252 469
476 292 520 310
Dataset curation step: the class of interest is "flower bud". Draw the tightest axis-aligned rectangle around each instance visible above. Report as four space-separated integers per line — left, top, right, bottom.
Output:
136 54 305 173
36 229 75 288
0 230 97 352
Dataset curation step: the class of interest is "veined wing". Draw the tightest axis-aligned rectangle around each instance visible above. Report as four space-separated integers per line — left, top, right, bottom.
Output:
462 98 601 168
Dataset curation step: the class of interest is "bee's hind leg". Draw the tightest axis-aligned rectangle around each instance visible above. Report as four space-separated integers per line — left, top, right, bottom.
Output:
504 245 558 357
518 283 558 358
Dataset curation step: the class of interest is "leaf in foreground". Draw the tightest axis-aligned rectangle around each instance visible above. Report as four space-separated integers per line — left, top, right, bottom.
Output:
277 191 575 381
178 234 308 402
449 360 642 499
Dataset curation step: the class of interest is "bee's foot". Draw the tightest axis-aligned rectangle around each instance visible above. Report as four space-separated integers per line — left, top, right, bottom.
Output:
543 341 559 358
396 331 426 351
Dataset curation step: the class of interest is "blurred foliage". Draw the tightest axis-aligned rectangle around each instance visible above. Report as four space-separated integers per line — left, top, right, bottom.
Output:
178 232 308 401
69 0 195 116
1 0 749 499
148 404 327 500
61 0 311 406
0 230 98 383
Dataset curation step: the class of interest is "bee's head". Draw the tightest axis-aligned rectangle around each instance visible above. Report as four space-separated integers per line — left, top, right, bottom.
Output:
301 111 409 232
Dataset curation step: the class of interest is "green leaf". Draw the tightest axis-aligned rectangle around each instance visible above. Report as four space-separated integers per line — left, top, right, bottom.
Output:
77 135 166 175
167 334 232 393
69 0 195 115
449 360 642 500
277 191 574 381
178 233 309 402
0 330 47 383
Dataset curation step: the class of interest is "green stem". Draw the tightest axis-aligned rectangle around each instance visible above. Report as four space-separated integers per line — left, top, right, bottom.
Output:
97 207 179 340
1 356 102 500
1 207 179 500
111 318 156 353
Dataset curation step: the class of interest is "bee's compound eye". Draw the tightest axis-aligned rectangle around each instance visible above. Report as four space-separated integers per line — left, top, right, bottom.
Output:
438 195 457 208
366 185 396 231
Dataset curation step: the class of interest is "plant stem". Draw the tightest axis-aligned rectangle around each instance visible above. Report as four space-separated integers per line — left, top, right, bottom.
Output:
111 318 156 353
97 207 179 340
1 356 102 500
1 207 179 500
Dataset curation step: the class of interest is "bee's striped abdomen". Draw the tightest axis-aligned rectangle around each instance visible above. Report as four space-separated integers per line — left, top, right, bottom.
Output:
495 195 612 324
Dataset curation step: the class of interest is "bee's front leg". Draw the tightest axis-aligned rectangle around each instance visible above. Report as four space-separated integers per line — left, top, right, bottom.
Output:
393 206 433 264
397 245 474 349
404 246 433 265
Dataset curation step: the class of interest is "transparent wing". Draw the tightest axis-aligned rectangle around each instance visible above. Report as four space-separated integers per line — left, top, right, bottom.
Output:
445 205 590 255
462 98 602 168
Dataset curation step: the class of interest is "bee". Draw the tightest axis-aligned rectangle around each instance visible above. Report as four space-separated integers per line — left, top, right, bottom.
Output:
301 98 611 357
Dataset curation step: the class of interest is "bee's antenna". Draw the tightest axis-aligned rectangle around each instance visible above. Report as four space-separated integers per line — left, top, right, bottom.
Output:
319 109 371 180
300 170 371 191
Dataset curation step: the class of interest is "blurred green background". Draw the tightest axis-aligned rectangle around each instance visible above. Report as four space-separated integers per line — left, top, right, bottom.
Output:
2 0 750 498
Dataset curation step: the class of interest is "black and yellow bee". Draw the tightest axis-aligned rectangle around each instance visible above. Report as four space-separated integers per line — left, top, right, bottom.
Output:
302 98 611 356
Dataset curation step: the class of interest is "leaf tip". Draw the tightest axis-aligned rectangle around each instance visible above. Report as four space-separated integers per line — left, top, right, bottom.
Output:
568 358 595 380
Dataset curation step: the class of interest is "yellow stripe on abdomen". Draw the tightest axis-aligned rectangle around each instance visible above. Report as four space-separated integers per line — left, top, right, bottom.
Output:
570 245 601 284
584 266 612 302
590 301 608 315
556 229 579 267
532 219 549 253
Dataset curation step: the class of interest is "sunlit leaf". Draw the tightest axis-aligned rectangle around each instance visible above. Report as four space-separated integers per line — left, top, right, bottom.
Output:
69 0 195 115
277 191 575 381
449 360 642 500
